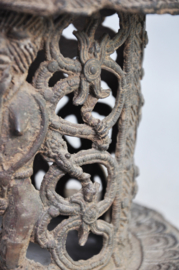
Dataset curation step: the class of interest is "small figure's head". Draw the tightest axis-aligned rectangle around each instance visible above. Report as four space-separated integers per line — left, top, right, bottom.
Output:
83 181 99 202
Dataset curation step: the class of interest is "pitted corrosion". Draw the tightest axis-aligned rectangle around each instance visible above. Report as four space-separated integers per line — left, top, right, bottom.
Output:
0 9 147 270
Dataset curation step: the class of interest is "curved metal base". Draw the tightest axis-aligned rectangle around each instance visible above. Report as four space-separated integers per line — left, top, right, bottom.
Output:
130 203 179 269
24 203 179 270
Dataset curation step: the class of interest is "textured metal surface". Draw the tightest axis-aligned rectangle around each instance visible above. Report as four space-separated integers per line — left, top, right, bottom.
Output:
24 203 179 269
0 0 179 16
0 6 177 270
131 203 179 270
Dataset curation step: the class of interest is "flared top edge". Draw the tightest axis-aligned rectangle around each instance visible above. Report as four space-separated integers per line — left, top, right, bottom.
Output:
0 0 179 16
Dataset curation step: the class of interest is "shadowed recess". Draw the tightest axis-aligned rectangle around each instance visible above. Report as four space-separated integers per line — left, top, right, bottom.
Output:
66 230 103 261
31 154 49 190
55 163 107 201
48 215 69 231
26 50 46 84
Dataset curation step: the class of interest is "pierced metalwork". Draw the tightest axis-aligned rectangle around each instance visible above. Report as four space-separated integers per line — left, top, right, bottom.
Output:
0 6 178 270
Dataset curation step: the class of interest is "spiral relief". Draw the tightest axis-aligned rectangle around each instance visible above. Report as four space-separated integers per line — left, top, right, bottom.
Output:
0 7 177 270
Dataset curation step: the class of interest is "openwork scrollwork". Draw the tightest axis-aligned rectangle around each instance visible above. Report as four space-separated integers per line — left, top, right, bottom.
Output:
32 13 131 269
0 9 147 270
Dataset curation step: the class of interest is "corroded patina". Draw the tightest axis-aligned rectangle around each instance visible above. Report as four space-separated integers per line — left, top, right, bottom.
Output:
0 9 146 269
0 0 179 15
0 3 178 270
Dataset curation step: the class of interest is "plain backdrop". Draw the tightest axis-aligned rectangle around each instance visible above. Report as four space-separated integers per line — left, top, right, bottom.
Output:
134 14 179 228
36 13 179 230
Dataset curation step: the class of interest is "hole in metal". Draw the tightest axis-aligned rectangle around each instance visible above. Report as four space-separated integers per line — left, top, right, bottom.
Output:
26 242 51 266
66 230 103 261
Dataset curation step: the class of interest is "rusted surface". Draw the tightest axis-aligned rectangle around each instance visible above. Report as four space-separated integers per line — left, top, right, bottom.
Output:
0 0 179 16
0 7 178 270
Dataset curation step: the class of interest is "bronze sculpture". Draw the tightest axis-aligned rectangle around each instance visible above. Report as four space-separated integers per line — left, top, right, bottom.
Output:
0 1 178 269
